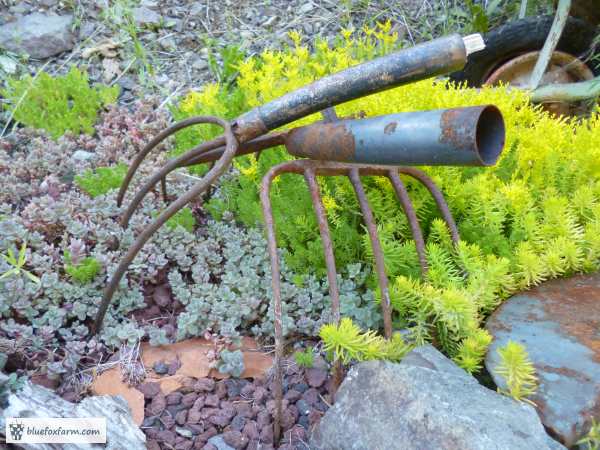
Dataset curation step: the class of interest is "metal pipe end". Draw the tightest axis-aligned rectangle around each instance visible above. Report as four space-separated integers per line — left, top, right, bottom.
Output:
475 105 505 166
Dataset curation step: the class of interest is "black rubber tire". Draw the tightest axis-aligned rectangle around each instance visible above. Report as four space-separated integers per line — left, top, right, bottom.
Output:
450 15 600 87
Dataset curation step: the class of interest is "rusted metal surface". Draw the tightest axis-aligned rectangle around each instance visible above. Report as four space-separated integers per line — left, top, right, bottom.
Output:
528 0 572 90
485 272 600 447
486 50 594 116
91 116 239 335
237 34 468 133
259 158 465 437
88 33 504 445
286 106 505 167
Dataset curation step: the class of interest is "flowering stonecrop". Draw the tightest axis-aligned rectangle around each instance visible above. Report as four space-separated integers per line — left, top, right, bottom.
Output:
173 24 600 372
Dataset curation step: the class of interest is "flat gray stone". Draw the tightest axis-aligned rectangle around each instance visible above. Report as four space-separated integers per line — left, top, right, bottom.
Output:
0 372 145 449
311 345 564 450
0 13 75 59
132 7 161 27
486 272 600 447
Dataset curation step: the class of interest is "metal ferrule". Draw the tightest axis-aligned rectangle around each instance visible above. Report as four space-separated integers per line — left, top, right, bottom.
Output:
285 105 505 167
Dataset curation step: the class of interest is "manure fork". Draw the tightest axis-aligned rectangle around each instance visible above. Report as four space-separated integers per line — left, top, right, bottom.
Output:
89 33 506 441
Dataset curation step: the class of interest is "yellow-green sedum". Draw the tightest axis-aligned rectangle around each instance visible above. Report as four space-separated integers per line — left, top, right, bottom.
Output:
173 23 600 373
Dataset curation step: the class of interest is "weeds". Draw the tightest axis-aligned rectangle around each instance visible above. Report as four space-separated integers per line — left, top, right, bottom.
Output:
75 163 128 198
0 242 40 284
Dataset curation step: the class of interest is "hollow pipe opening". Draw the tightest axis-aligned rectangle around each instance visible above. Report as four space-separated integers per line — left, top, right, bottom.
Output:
475 105 505 166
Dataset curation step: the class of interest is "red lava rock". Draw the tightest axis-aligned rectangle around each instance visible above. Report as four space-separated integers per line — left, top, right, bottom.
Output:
186 423 205 435
192 397 205 410
167 392 184 405
256 411 270 428
234 402 253 418
280 408 296 432
168 359 182 375
203 444 217 450
224 430 248 449
246 440 259 450
198 427 218 442
182 392 198 408
176 410 188 426
265 399 288 415
157 429 177 442
204 394 220 407
146 428 160 439
149 392 167 416
253 386 268 404
187 409 203 424
153 284 171 307
240 384 255 398
181 377 197 393
175 440 193 450
208 413 231 427
215 382 228 398
137 382 161 399
288 405 299 422
251 405 261 418
195 378 215 392
220 400 234 410
284 424 307 443
301 387 320 406
308 409 322 426
284 389 302 403
167 404 187 417
242 421 259 441
147 439 161 450
259 424 274 445
230 414 246 431
162 414 176 430
200 408 220 420
305 368 328 388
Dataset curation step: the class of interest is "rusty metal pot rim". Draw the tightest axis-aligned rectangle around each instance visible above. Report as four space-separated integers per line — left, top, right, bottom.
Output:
484 50 594 87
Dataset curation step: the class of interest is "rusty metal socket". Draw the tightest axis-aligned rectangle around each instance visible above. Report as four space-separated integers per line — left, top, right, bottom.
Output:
285 105 505 167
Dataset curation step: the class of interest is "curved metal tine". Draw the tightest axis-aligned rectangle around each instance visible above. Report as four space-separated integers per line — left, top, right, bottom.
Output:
303 166 344 394
117 116 225 207
397 167 460 246
303 168 341 322
91 117 238 336
120 124 227 229
122 132 289 228
387 171 428 276
259 162 291 444
348 168 393 339
160 177 168 202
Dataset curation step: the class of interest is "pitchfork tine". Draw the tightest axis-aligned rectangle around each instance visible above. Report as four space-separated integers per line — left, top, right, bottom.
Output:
397 167 460 246
348 168 393 339
117 116 226 207
92 117 238 335
387 171 428 276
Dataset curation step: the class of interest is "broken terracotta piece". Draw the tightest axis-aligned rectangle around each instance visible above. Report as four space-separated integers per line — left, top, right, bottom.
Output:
91 368 145 426
141 336 273 386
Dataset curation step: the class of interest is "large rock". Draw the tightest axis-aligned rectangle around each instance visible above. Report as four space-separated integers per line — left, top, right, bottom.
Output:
0 372 145 449
486 272 600 447
311 345 563 450
0 13 75 59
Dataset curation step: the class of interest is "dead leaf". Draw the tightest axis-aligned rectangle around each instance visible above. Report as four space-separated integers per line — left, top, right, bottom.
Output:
102 58 121 84
91 368 145 425
82 39 120 59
